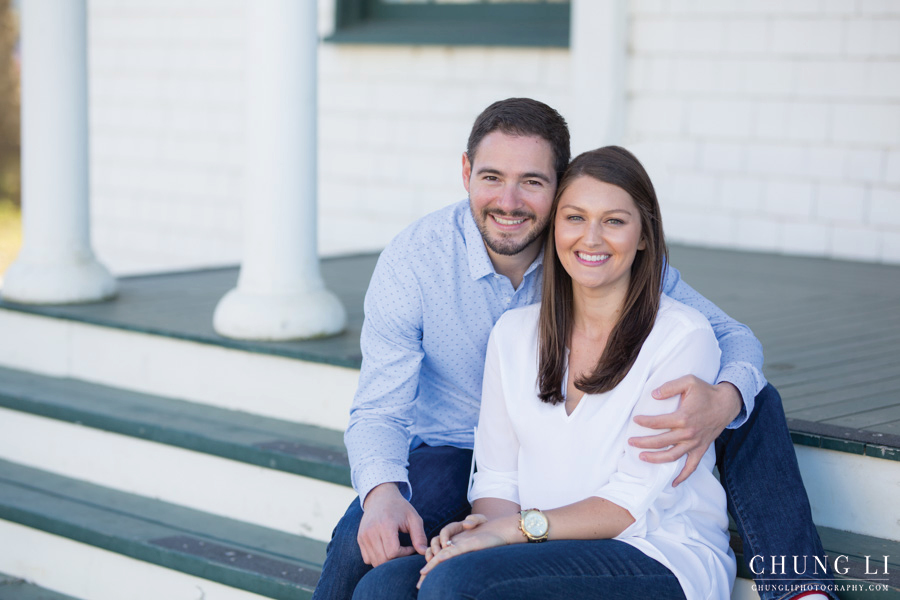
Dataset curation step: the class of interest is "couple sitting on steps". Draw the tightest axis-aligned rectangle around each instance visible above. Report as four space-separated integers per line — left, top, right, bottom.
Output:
312 98 836 600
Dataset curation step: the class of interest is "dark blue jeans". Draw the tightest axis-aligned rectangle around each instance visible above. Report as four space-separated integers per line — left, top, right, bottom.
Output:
312 444 474 600
352 540 685 600
314 384 835 600
716 384 836 600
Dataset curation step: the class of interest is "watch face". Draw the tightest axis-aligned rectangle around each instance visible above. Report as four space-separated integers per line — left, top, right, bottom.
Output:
523 510 548 537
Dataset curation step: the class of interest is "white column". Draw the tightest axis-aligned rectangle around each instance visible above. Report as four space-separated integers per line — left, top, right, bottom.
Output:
569 0 627 154
2 0 116 305
213 0 346 341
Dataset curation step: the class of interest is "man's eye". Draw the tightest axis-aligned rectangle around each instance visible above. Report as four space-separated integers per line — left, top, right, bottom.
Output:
525 180 542 186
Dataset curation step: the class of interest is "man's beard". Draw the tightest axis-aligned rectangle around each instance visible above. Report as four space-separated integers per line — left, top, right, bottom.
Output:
473 207 550 256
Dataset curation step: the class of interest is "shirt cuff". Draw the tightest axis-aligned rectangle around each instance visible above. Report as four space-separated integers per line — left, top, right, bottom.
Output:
716 363 766 429
354 463 412 510
468 471 520 506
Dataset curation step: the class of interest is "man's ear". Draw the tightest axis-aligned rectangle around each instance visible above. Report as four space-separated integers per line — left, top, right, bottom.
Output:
462 152 472 193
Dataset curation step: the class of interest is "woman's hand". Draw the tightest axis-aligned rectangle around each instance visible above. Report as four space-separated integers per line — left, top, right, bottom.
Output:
425 514 488 560
417 514 518 589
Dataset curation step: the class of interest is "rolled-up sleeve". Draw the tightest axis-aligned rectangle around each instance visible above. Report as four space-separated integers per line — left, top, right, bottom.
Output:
468 329 520 506
593 326 721 526
345 254 425 506
663 263 767 429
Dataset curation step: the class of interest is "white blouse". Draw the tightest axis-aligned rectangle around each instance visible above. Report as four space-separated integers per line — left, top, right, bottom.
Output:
469 295 736 600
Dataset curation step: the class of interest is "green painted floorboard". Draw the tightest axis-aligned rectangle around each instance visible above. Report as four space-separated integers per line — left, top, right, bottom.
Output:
0 460 326 600
2 246 899 450
0 365 351 486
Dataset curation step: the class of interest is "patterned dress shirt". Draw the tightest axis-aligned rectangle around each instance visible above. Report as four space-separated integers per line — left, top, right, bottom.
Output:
344 200 767 504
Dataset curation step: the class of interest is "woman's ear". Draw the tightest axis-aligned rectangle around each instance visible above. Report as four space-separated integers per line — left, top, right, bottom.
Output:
638 237 647 251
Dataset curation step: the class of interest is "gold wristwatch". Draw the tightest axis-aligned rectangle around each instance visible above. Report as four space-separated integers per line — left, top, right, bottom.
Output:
518 508 549 543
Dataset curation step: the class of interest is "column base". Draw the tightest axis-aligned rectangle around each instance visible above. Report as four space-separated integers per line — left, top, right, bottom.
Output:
1 256 117 305
213 286 347 341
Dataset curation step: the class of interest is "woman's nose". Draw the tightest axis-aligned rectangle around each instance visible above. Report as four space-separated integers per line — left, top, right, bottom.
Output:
583 221 604 246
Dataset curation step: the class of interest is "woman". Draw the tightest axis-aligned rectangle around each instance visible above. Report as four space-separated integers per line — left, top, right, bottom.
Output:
353 146 736 600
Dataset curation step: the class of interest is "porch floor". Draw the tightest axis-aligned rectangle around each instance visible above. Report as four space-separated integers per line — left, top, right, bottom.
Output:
2 245 899 458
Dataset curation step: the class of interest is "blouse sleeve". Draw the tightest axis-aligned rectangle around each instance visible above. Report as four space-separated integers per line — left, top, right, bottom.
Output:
592 324 721 528
468 326 521 506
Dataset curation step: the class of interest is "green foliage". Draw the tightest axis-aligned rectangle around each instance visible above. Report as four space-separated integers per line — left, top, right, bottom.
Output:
0 0 19 208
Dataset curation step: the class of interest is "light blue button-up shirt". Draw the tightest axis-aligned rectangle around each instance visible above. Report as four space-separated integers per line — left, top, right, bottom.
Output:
344 200 766 504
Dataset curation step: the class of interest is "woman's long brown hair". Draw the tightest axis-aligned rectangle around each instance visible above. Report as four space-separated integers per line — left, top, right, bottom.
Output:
538 146 668 405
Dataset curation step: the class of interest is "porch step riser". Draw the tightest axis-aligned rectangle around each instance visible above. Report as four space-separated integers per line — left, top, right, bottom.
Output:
795 445 900 542
2 404 897 544
0 408 356 543
0 521 277 600
0 310 357 431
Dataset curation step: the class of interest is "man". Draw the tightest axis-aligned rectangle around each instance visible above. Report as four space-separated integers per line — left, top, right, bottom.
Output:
312 98 833 600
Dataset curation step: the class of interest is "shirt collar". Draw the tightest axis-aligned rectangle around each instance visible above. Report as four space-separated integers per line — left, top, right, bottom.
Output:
463 201 545 281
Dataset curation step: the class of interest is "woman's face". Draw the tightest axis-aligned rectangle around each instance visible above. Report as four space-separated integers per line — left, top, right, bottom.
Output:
554 176 646 296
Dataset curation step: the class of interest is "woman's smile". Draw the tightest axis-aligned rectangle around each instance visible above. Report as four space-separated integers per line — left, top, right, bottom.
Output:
574 251 611 265
554 176 646 295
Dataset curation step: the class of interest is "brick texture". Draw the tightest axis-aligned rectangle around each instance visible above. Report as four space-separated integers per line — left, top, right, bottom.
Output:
86 0 900 271
625 0 900 264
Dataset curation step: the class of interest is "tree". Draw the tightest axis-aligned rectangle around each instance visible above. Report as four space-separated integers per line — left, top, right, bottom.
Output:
0 0 20 208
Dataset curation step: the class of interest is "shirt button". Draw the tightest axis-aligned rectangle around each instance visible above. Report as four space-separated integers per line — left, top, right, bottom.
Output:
504 297 511 304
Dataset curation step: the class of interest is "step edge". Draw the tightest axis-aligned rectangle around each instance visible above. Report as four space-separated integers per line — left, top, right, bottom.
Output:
0 303 361 370
0 478 324 599
0 386 352 488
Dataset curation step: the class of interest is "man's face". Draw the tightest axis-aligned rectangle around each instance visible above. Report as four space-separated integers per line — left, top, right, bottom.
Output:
463 131 557 258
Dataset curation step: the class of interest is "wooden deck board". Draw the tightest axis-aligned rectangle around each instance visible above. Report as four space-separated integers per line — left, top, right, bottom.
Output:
2 244 899 442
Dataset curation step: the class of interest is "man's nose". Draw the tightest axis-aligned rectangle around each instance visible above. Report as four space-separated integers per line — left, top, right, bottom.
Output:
495 184 523 212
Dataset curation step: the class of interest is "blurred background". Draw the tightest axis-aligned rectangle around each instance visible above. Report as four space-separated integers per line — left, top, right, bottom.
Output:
0 0 898 276
0 0 19 279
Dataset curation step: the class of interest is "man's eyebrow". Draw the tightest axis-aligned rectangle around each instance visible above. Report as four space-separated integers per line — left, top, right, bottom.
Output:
474 167 553 184
521 171 552 183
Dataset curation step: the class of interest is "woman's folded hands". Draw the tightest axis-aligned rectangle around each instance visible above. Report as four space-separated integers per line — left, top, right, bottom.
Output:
416 513 520 589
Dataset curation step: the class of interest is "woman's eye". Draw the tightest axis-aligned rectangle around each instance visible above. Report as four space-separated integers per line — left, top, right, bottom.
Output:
607 218 624 225
566 215 583 222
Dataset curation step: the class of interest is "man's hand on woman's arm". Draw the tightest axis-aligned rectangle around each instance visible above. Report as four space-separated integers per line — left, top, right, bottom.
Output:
357 482 428 567
629 377 742 486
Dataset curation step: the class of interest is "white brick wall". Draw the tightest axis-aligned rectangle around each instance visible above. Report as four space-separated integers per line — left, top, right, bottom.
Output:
88 0 247 274
626 0 900 264
87 0 573 273
86 0 900 272
316 42 572 257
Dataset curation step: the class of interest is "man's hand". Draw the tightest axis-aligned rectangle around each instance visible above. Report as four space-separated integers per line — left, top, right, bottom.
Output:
630 377 742 486
358 482 428 567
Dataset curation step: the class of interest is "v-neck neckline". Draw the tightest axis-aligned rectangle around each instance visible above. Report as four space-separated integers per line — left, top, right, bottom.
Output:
561 364 587 420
